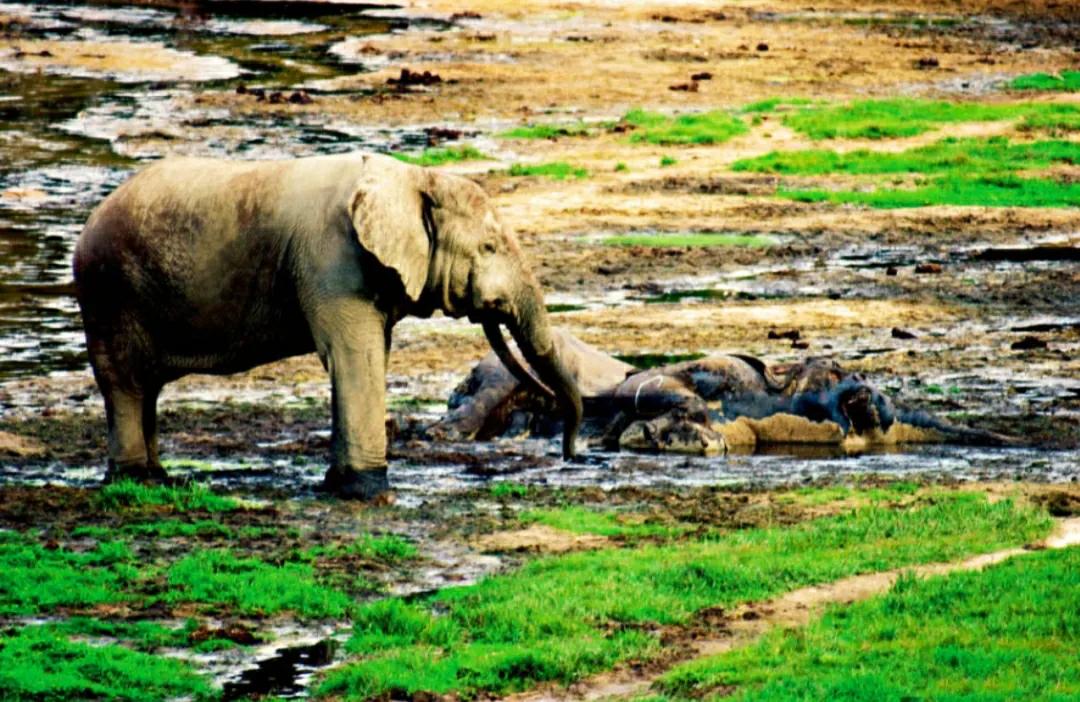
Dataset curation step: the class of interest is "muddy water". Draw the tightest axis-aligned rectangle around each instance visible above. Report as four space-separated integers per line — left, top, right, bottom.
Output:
0 1 431 378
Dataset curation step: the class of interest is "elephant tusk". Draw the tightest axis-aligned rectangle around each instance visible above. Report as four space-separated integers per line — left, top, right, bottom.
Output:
483 322 556 400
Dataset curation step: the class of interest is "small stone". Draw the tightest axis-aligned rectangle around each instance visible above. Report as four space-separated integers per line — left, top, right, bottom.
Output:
891 327 917 339
756 42 769 51
915 263 943 274
1011 336 1048 351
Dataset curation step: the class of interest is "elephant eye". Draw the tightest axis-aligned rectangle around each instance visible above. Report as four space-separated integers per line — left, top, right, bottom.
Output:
481 241 497 255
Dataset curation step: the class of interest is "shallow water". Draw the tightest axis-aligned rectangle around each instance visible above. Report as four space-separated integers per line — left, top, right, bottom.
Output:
0 0 429 379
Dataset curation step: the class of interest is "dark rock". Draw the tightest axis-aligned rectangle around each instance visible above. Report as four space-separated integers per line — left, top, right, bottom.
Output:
914 56 940 69
235 84 248 95
756 42 769 51
891 327 917 339
915 263 943 274
691 71 713 80
450 11 482 20
669 82 699 92
886 266 898 276
288 90 313 104
1011 336 1048 351
768 329 801 341
388 68 442 87
791 340 810 350
267 91 285 104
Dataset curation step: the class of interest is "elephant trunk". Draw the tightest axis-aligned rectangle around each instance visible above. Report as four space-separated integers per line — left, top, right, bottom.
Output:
483 293 582 460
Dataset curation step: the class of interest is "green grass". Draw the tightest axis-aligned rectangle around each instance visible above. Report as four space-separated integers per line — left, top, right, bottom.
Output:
623 109 749 145
74 518 237 540
318 495 1049 700
390 145 489 167
1010 70 1080 92
96 479 240 513
1021 110 1080 134
740 97 816 114
521 506 690 539
299 534 418 564
0 536 136 615
165 549 354 618
733 137 1080 176
783 98 1080 139
658 546 1080 701
778 481 921 507
0 625 212 702
490 482 530 499
507 162 589 180
53 617 202 651
602 232 777 248
781 175 1080 208
500 122 594 139
660 155 678 167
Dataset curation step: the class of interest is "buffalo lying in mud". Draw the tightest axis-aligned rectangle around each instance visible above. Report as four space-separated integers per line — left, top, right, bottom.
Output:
429 330 1014 455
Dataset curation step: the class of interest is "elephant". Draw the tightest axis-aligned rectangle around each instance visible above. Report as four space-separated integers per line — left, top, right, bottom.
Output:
429 329 1014 454
73 152 582 499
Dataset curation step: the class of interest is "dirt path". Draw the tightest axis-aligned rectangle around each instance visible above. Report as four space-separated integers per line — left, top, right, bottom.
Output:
506 516 1080 702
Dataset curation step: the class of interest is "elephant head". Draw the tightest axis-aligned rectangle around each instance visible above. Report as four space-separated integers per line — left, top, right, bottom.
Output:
348 155 583 458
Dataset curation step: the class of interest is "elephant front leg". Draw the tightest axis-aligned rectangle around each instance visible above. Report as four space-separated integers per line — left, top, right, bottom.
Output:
312 303 392 500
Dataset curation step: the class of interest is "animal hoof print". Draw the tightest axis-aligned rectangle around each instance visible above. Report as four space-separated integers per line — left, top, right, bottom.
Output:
323 467 392 502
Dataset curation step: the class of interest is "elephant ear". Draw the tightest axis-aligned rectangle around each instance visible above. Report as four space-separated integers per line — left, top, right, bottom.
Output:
348 166 432 302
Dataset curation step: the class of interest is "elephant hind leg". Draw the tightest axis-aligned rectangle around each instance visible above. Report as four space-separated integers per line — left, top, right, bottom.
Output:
87 335 167 483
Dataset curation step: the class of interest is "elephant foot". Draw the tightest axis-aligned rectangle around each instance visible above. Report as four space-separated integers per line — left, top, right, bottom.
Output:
104 460 170 484
322 466 391 501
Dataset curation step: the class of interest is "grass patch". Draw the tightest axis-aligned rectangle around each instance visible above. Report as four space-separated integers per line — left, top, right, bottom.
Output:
54 617 201 651
0 625 212 702
500 122 594 139
490 483 530 499
0 537 136 615
658 546 1080 701
74 519 237 540
660 155 678 167
521 506 689 539
1010 70 1080 92
507 162 589 180
390 145 489 167
165 549 354 618
623 109 748 145
733 136 1080 176
319 496 1049 700
96 479 240 513
602 232 777 248
783 98 1080 139
300 534 418 564
780 175 1080 208
740 97 815 114
777 481 921 508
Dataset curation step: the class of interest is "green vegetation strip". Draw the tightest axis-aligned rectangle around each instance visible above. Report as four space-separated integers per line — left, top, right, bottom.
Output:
500 122 594 139
624 109 748 145
782 98 1080 139
0 626 212 702
658 545 1080 701
508 162 589 179
317 496 1049 699
735 137 1080 208
522 506 690 539
734 137 1080 176
390 146 489 167
1010 70 1080 92
96 479 240 512
781 176 1080 208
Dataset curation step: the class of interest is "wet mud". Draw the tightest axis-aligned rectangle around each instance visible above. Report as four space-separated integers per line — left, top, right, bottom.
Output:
1 0 1079 698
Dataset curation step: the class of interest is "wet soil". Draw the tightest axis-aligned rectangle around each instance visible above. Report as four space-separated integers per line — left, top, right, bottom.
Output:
1 0 1079 697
